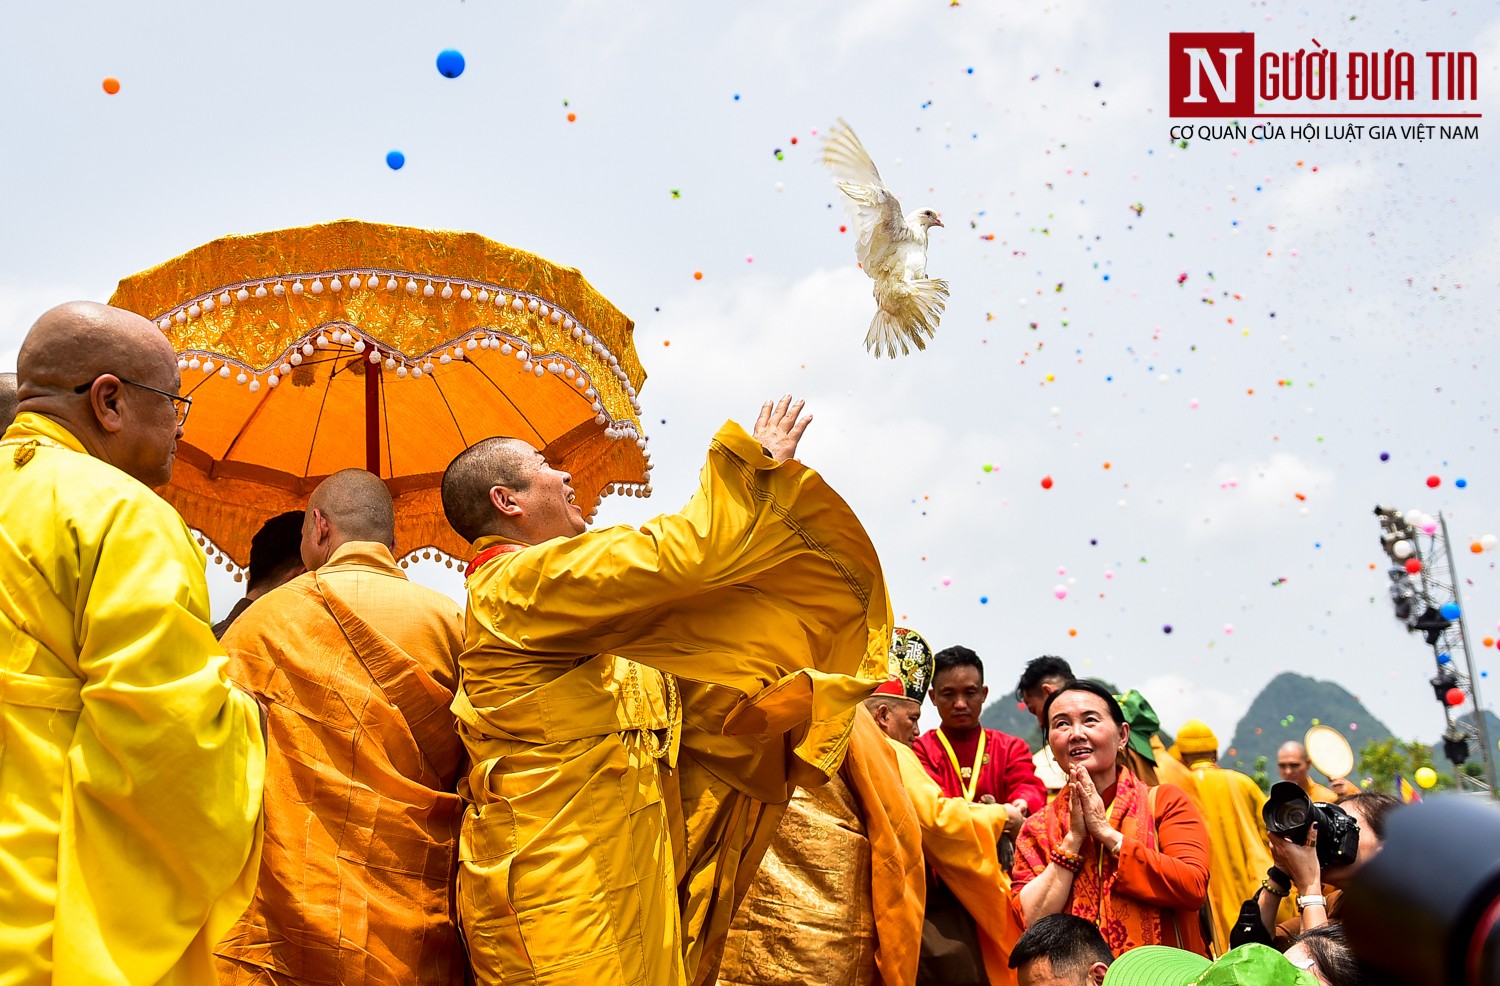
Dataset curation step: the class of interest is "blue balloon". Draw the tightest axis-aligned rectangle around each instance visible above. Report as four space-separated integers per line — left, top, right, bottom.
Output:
1441 602 1461 620
385 150 405 170
436 49 465 79
1439 652 1453 664
1456 478 1468 488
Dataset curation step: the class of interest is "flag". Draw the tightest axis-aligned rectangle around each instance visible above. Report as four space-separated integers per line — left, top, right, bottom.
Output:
1396 774 1422 803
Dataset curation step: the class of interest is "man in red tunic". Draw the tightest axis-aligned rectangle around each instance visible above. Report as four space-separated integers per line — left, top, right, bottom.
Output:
914 646 1047 840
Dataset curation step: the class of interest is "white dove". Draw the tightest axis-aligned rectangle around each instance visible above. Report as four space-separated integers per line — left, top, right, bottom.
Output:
823 118 948 358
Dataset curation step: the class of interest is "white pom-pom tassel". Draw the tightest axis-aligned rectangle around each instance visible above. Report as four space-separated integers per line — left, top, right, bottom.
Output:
384 357 397 370
386 277 398 291
291 281 304 296
237 288 250 301
249 379 261 393
159 318 171 330
219 365 231 378
178 358 189 370
440 283 454 300
369 350 381 364
353 340 366 354
255 285 268 298
330 277 342 292
235 371 248 385
423 283 435 298
174 311 188 324
202 298 215 312
396 364 409 379
440 353 452 365
512 297 525 311
290 353 303 366
349 276 362 289
273 283 286 297
302 343 314 356
466 338 478 351
477 289 489 303
460 286 472 301
316 335 329 348
201 359 215 373
310 279 324 295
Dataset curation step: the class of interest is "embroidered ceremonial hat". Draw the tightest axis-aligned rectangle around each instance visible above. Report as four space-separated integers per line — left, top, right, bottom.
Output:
887 627 935 704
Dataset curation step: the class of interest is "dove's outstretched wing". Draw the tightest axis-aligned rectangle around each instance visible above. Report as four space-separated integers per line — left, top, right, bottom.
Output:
823 118 909 270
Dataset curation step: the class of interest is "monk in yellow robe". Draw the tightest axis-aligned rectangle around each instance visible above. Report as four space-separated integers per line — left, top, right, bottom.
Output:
1176 719 1272 952
1277 740 1339 804
215 469 467 985
439 395 888 986
0 302 265 985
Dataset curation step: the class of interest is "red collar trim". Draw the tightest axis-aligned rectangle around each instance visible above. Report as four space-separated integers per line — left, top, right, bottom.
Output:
465 543 522 578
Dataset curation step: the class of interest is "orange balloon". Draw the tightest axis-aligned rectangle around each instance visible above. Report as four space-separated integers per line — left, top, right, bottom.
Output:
566 112 576 122
102 77 120 95
692 271 703 281
1473 542 1485 554
1483 636 1495 648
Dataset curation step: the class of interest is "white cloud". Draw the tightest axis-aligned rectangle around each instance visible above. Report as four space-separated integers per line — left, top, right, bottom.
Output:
1137 672 1254 745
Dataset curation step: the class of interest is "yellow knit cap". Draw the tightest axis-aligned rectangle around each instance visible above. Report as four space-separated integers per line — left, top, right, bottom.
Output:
1175 718 1219 755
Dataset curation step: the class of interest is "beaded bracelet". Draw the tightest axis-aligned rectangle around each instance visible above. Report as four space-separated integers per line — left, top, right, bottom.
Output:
1260 878 1291 899
1051 847 1083 873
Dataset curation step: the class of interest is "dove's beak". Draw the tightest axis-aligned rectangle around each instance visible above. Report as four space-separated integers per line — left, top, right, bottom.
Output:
932 215 944 228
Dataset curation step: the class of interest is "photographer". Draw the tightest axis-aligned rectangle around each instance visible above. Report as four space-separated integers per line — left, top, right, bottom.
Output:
1233 791 1399 949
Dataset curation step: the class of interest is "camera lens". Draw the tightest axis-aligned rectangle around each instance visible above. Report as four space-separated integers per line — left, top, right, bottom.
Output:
1271 800 1309 832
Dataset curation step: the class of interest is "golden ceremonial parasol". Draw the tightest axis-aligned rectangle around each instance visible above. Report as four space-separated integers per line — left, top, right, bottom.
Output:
109 219 652 573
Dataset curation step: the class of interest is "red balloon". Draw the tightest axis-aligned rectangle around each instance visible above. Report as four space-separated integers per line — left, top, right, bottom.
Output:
1427 475 1442 488
1041 475 1054 490
1446 687 1465 707
1405 558 1422 574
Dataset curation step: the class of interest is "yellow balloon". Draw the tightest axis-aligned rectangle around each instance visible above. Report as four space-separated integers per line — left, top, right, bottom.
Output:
1415 766 1438 789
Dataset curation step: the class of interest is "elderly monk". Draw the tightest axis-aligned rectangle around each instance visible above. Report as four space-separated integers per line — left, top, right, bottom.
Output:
215 469 466 985
441 395 889 986
1176 719 1272 953
0 302 265 984
0 371 17 432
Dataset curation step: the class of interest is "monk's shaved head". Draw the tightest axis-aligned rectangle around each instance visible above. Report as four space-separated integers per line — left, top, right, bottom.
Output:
17 301 175 400
13 302 183 486
309 469 395 545
301 469 396 571
441 437 541 542
0 373 16 433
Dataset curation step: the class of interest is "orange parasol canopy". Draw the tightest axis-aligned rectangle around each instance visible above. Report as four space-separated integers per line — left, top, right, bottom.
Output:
109 219 651 572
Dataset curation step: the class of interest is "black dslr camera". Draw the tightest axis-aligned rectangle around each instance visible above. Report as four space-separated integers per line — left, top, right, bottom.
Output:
1262 781 1361 869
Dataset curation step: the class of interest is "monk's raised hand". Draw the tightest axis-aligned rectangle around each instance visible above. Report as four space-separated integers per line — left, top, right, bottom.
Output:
754 394 813 463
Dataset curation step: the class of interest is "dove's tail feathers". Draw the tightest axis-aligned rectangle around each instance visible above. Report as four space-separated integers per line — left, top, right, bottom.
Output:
867 278 949 358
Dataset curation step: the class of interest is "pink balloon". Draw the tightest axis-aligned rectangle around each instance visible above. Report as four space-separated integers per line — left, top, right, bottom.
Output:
1053 585 1068 600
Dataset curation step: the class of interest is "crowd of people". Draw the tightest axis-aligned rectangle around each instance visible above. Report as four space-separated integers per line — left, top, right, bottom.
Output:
0 300 1481 986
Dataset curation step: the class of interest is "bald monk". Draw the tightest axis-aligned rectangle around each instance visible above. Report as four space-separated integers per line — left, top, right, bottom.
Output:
215 469 466 985
441 395 888 986
0 302 265 984
0 372 17 432
1277 741 1338 804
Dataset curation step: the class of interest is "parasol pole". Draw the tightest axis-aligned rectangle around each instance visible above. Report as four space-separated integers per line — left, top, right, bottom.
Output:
365 358 382 475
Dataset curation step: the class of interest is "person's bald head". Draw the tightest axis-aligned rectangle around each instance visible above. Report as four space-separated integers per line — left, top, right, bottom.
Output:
301 469 396 571
1278 740 1314 787
0 373 16 433
14 302 183 486
864 695 923 746
441 436 586 545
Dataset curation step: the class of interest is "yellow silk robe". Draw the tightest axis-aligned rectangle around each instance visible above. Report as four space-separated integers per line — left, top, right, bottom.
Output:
0 412 266 985
215 541 467 985
1189 763 1272 952
454 421 890 986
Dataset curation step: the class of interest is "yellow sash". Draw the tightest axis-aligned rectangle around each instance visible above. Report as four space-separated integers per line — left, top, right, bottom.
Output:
936 727 987 802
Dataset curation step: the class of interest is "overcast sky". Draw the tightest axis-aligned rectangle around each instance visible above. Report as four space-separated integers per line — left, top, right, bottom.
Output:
2 0 1496 745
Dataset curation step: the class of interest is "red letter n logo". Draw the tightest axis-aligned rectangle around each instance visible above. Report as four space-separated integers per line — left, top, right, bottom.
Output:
1169 32 1255 117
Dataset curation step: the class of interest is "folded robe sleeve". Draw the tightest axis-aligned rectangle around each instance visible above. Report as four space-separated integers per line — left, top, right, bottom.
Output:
1113 784 1211 911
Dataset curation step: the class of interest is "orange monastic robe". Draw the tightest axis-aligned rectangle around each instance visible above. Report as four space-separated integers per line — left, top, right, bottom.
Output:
888 738 1025 986
215 541 467 985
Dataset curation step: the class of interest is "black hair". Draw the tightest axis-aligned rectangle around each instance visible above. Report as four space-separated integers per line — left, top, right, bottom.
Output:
247 511 305 590
1007 913 1113 972
1040 679 1126 735
1016 655 1075 701
933 645 984 684
1335 791 1401 840
1289 923 1369 986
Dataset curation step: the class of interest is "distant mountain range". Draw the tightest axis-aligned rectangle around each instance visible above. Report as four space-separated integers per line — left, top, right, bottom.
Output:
1222 672 1393 778
974 669 1492 787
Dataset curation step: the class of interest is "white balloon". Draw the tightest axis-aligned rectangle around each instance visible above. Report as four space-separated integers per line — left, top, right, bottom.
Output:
1393 540 1413 560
